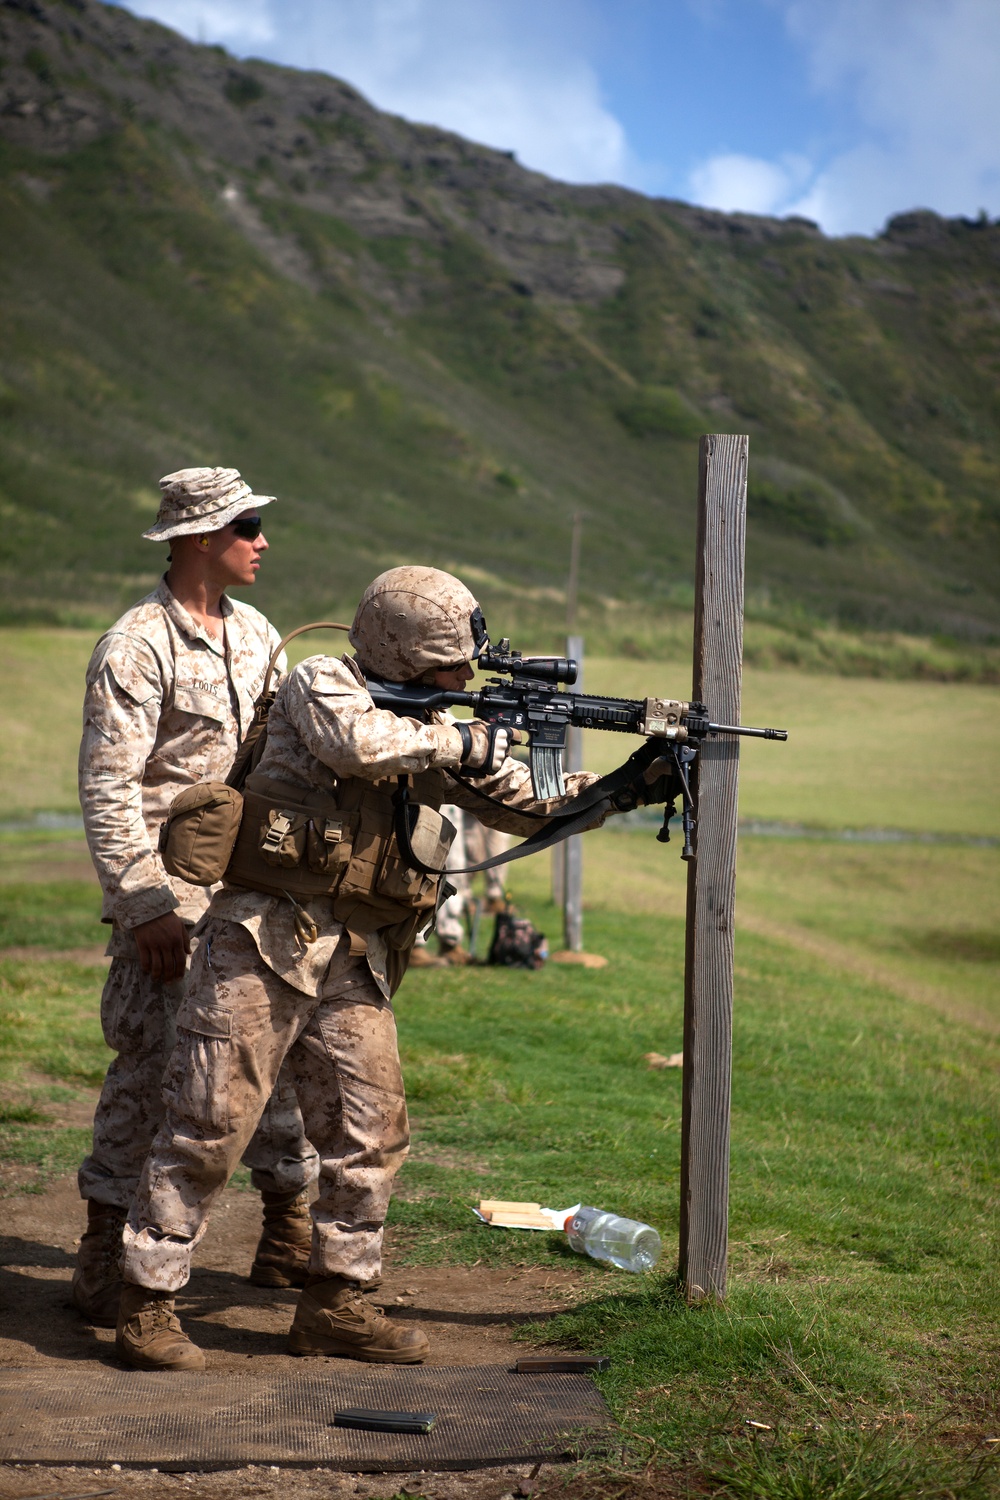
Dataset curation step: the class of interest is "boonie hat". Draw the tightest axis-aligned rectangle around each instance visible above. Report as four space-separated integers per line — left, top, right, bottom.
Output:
142 466 276 541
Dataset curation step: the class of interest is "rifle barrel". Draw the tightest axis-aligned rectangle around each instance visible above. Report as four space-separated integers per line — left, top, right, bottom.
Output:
707 723 788 740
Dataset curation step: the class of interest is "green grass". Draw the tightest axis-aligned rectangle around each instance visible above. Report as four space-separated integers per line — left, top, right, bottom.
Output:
0 877 104 946
386 890 998 1493
0 1113 94 1184
0 957 108 1086
0 629 94 815
3 631 999 827
0 830 995 1491
0 626 996 1493
512 831 1000 1035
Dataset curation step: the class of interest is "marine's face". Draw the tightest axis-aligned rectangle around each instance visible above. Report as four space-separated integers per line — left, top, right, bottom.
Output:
433 661 475 691
203 509 269 586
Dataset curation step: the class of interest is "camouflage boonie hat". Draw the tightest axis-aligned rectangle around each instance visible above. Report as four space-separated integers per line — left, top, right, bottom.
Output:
350 566 486 682
142 466 276 541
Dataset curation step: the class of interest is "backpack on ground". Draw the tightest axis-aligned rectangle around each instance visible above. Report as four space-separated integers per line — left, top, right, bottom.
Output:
487 905 547 970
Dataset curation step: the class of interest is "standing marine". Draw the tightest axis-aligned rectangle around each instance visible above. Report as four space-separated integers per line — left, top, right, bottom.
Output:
72 467 319 1327
113 565 674 1371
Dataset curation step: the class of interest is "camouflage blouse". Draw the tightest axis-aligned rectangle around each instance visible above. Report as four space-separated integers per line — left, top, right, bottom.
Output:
79 576 283 944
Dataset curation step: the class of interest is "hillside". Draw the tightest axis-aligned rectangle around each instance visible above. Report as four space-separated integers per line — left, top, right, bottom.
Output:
1 0 999 656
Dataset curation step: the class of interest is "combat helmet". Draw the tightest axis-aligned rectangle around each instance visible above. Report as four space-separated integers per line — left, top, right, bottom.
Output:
349 566 487 682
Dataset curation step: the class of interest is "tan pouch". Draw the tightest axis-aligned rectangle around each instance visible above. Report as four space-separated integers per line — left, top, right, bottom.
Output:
159 781 244 887
306 813 357 877
259 807 308 869
337 798 394 900
377 805 456 903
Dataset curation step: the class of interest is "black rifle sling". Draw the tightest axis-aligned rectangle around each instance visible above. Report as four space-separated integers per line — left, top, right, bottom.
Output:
392 738 663 879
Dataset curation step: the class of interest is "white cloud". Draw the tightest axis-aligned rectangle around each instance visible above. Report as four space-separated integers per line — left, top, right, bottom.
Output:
688 151 813 217
122 0 274 45
116 0 634 186
783 0 1000 232
689 0 1000 233
287 0 631 184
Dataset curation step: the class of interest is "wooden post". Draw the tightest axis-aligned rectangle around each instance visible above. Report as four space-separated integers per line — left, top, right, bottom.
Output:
563 633 584 952
678 434 748 1304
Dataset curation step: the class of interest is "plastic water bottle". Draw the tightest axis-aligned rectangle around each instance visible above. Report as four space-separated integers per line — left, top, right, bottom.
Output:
565 1206 662 1272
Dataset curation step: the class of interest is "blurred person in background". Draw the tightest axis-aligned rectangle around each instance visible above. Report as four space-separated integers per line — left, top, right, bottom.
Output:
409 804 509 966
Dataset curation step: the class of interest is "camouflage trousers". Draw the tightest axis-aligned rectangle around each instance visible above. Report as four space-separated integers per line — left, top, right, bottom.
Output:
78 940 319 1212
123 919 409 1293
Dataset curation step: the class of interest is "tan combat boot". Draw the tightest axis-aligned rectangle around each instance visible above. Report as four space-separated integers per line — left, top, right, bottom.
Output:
438 940 472 966
71 1201 126 1328
287 1276 430 1364
249 1187 313 1288
407 946 446 969
116 1282 205 1372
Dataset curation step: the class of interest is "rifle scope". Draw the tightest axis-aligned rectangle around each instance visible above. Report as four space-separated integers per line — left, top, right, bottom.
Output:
478 646 578 685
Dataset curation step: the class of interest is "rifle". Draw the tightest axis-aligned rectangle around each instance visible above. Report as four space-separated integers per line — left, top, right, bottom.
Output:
367 638 787 862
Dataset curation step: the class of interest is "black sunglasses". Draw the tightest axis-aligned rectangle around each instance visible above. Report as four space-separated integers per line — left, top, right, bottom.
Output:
230 515 264 540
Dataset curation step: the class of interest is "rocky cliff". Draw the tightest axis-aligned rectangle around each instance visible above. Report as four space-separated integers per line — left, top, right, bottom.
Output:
2 0 998 647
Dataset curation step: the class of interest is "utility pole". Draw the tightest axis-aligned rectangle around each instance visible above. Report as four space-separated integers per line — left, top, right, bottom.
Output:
566 511 582 635
562 632 584 952
678 434 748 1303
554 513 587 924
553 514 584 951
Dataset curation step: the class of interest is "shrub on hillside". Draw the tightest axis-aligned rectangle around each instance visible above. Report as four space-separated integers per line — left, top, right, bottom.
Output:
616 385 704 440
748 475 858 547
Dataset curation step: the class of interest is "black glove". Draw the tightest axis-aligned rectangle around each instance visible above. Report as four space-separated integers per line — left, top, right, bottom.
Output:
456 720 516 776
610 755 681 813
637 755 682 806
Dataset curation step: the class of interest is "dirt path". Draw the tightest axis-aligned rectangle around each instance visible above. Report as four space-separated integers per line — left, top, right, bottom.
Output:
1 1176 597 1500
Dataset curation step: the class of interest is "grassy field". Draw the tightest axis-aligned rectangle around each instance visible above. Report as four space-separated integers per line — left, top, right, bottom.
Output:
3 630 999 832
1 834 997 1495
1 634 997 1496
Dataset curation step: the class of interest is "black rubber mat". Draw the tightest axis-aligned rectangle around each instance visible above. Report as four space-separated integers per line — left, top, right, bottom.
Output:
0 1366 615 1471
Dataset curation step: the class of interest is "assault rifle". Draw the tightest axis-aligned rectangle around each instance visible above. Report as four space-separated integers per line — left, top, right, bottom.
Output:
367 639 787 860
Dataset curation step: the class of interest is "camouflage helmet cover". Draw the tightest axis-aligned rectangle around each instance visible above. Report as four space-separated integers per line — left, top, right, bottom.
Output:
350 566 486 681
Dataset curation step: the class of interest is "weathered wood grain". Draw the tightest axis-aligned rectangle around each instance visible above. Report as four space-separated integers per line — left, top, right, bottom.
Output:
679 433 747 1303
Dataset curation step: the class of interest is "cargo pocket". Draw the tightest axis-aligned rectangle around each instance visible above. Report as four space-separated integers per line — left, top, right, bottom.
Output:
163 1003 232 1134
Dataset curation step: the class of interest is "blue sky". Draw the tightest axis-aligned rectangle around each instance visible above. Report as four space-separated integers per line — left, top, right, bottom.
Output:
113 0 1000 236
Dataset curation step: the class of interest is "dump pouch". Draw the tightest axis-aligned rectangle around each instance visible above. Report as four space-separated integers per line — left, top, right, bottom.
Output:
379 803 455 904
159 781 245 887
